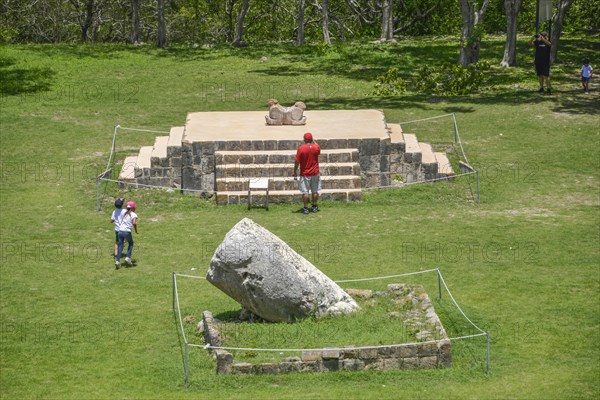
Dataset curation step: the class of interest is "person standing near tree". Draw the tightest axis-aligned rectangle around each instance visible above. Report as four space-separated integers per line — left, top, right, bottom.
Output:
529 31 552 94
293 132 321 214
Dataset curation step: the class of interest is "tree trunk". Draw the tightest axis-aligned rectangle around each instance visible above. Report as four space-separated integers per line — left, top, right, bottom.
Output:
550 0 574 63
131 0 141 44
458 0 491 67
501 0 522 67
297 0 306 46
70 0 95 42
380 0 393 41
156 0 167 47
317 0 331 44
232 0 251 47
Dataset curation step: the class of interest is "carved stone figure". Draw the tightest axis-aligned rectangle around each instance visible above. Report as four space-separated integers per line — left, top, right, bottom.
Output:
206 218 359 322
265 99 307 125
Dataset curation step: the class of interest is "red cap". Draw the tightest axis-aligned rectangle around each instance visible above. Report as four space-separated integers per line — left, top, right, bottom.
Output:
303 132 313 141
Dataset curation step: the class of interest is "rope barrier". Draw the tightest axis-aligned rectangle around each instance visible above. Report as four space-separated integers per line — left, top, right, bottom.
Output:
438 271 487 335
334 268 439 283
172 267 490 381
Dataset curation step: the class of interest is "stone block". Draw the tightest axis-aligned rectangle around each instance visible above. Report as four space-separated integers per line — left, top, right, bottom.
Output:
380 155 390 172
322 349 340 359
196 156 215 174
256 363 280 374
301 351 323 362
403 357 419 369
277 140 297 150
347 138 361 149
233 362 254 374
418 342 438 357
360 139 381 156
360 155 381 173
322 359 340 371
226 141 242 151
251 140 264 151
253 154 268 164
280 362 302 373
358 348 378 360
170 157 182 168
239 141 252 151
214 141 228 151
419 356 438 369
216 350 233 375
398 344 417 358
377 346 397 357
341 358 365 371
341 347 358 359
328 139 348 149
300 361 322 372
263 140 277 151
382 357 401 369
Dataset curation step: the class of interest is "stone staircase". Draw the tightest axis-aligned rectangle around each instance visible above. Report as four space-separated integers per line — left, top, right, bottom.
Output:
214 148 362 205
387 123 455 183
117 119 455 205
118 126 184 188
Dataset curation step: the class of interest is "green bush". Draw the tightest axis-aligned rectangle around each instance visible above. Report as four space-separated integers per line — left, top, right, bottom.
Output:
371 67 407 96
415 61 490 95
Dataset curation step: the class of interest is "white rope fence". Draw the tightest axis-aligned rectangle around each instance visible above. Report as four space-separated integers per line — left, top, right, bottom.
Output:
172 268 490 384
395 113 479 204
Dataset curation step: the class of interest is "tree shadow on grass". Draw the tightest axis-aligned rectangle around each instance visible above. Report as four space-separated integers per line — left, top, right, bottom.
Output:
0 55 56 96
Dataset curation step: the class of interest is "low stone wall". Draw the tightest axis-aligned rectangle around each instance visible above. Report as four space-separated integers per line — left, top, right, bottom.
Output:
181 137 415 194
201 284 451 375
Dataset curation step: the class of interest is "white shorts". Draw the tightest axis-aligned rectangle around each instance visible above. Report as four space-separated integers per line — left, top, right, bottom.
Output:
299 175 321 194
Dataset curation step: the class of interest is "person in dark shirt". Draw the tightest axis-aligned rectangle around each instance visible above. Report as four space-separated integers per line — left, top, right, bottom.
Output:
293 132 321 214
529 32 552 94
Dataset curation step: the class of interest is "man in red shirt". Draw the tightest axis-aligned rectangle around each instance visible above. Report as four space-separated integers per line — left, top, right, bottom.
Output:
293 132 321 214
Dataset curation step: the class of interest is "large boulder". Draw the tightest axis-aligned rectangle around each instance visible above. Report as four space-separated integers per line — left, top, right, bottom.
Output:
206 218 359 322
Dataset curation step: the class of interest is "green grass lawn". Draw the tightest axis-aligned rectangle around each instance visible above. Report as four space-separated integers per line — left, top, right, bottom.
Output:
1 35 599 399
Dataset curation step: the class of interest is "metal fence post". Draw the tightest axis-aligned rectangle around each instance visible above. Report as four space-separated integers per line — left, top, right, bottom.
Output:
486 332 491 377
185 343 189 386
437 268 442 301
172 272 176 312
476 170 481 205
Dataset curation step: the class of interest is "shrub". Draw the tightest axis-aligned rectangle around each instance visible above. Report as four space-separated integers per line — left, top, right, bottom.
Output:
371 67 408 96
415 61 490 95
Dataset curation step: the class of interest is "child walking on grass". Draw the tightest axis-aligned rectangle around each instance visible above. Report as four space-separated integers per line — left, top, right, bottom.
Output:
581 58 593 93
110 197 125 260
115 201 139 270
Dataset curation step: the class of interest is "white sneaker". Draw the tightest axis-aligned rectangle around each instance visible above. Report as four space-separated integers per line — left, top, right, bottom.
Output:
115 261 121 270
125 257 132 266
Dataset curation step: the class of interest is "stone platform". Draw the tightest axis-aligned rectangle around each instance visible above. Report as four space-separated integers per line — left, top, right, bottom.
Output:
118 109 455 204
201 284 452 375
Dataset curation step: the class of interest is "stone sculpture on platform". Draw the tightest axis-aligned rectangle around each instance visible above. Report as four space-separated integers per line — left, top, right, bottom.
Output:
265 99 307 125
206 218 359 322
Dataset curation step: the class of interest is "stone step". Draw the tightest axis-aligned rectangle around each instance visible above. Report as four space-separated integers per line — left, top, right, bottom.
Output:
403 134 421 163
151 136 169 167
167 126 184 157
137 146 153 169
216 175 362 192
215 149 359 165
216 188 362 205
419 142 437 165
118 155 139 181
434 152 455 177
216 162 360 179
387 123 405 144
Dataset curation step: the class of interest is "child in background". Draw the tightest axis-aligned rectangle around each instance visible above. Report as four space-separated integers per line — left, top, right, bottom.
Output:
581 59 593 93
116 201 139 269
110 197 125 260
